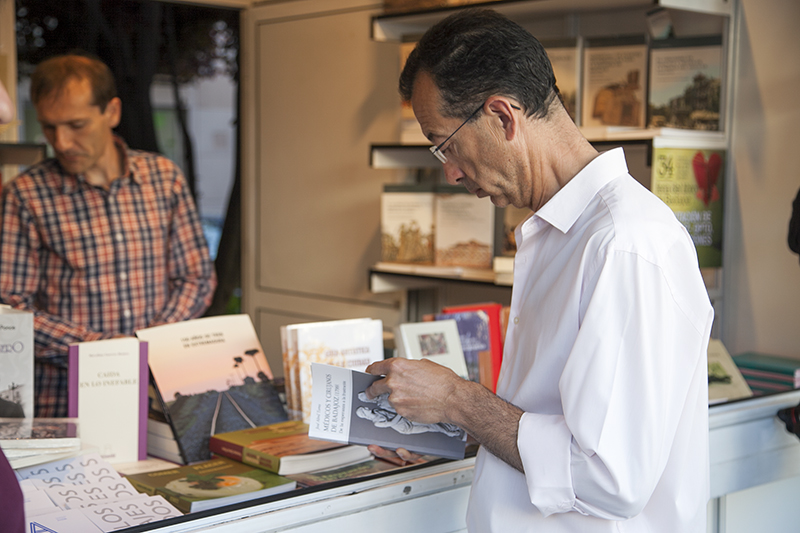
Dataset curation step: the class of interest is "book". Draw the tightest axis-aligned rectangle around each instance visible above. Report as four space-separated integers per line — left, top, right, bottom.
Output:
67 338 148 464
0 417 80 449
25 508 104 533
286 455 435 488
707 339 753 404
648 36 724 131
433 311 490 386
582 36 647 129
441 302 505 392
308 364 467 460
733 352 800 395
80 495 183 530
136 315 288 464
0 306 34 418
209 420 372 476
287 318 385 424
543 38 580 123
43 477 139 509
434 185 495 269
651 137 726 268
124 456 296 513
381 184 435 264
394 319 469 380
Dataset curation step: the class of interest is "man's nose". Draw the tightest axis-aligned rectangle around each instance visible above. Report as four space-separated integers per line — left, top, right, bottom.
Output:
51 126 73 152
443 161 465 186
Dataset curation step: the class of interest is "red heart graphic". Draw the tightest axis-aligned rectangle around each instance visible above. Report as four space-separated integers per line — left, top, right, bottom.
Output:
692 151 721 207
706 152 722 191
692 151 708 190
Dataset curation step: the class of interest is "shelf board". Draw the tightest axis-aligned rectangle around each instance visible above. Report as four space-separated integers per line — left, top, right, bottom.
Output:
371 128 725 169
373 0 731 41
0 142 47 166
370 262 511 293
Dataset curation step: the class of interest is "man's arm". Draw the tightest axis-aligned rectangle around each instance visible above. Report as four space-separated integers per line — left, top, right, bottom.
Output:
366 357 525 471
148 165 216 326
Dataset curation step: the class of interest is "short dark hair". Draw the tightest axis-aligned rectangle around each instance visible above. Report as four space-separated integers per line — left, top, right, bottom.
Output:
399 9 559 121
31 54 117 112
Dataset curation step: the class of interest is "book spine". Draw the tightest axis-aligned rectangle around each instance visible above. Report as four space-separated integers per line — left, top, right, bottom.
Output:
208 437 245 462
242 448 281 474
738 367 796 385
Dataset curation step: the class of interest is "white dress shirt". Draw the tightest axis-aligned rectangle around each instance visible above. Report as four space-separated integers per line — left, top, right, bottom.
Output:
467 148 713 532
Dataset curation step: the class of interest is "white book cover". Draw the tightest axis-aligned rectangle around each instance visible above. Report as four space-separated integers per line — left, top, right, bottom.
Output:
434 191 495 269
135 315 288 464
68 338 147 464
0 307 34 418
708 339 753 405
381 186 435 264
309 364 466 460
18 452 120 486
293 319 384 424
23 488 60 517
395 320 469 380
45 477 138 509
26 508 103 533
582 37 647 129
81 495 183 531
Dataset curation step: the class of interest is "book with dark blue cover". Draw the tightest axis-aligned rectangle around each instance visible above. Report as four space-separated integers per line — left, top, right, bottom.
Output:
435 310 491 387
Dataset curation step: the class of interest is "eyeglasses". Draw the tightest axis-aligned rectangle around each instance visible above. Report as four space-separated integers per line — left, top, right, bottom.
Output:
429 102 521 164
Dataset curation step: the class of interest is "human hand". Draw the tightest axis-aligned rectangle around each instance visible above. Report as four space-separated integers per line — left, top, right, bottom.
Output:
367 444 423 465
365 357 464 426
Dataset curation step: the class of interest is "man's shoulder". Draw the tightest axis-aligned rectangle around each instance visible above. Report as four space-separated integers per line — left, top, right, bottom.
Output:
5 159 64 195
126 149 182 184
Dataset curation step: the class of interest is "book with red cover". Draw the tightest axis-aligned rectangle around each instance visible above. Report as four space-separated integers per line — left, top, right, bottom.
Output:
441 303 504 392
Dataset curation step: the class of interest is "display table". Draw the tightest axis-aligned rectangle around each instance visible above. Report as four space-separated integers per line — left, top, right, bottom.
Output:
132 390 800 533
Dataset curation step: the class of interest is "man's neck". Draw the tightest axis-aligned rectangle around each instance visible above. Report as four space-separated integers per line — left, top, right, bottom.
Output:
85 139 123 189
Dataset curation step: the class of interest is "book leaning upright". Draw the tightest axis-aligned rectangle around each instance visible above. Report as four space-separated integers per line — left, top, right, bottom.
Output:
308 363 467 460
0 306 34 418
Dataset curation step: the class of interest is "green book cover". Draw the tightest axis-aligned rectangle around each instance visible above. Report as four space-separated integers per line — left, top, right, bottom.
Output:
651 143 725 267
733 352 800 376
124 456 295 513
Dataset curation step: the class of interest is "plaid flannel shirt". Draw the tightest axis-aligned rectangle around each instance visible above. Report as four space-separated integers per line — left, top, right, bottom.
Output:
0 138 216 416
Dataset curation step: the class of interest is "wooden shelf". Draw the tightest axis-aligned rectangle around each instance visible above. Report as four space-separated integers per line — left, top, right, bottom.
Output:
369 262 511 293
0 142 47 166
372 0 732 42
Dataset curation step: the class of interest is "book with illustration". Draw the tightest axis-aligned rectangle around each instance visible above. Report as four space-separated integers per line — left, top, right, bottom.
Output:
308 364 467 460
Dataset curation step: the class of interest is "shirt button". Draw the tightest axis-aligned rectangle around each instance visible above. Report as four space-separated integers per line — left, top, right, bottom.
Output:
116 233 124 242
123 309 132 318
514 316 519 325
119 273 128 281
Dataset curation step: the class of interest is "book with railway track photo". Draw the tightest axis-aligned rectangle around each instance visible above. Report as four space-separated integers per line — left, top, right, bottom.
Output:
308 364 467 460
209 420 372 476
136 315 288 464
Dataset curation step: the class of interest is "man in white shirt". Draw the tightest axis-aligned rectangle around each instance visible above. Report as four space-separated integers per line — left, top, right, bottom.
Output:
366 9 713 532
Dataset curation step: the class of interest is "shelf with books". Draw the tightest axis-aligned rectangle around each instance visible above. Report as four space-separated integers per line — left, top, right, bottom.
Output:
369 262 510 294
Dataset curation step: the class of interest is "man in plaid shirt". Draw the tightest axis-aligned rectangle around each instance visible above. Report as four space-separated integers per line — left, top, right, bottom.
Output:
0 54 217 417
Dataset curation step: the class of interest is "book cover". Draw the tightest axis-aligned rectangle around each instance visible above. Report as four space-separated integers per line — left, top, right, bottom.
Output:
16 452 121 486
381 184 435 264
543 38 580 123
0 306 34 418
25 508 104 533
582 36 647 129
651 138 726 268
394 319 469 380
441 302 505 393
124 456 296 513
286 455 435 488
291 318 384 424
280 324 300 420
67 338 148 463
434 311 490 387
707 339 753 405
733 352 800 378
81 495 183 530
136 315 288 464
434 186 495 269
209 420 371 476
648 36 723 131
308 364 466 460
0 417 80 449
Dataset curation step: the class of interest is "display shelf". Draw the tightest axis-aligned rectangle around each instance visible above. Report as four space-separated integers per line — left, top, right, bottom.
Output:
372 0 732 42
369 262 508 294
0 142 46 166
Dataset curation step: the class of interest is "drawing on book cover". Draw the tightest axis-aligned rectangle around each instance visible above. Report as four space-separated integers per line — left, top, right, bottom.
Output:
355 392 462 437
138 315 288 464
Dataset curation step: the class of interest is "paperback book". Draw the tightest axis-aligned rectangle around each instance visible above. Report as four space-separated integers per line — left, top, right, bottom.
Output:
381 184 435 264
0 306 34 418
651 137 726 268
582 36 647 129
0 417 81 468
648 36 724 130
286 455 435 488
441 302 505 392
209 420 372 476
308 364 467 460
124 456 296 513
395 319 469 380
136 314 288 464
707 339 752 405
434 310 491 387
68 337 148 463
434 186 496 269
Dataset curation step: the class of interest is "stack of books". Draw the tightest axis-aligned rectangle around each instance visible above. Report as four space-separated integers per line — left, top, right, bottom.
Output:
0 418 81 469
733 352 800 396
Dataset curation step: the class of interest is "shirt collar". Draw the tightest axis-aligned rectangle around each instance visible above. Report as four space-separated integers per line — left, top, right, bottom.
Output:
533 147 629 234
61 135 140 194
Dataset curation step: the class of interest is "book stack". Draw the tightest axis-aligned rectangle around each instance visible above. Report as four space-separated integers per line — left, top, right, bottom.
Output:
18 451 182 531
0 417 81 469
732 352 800 396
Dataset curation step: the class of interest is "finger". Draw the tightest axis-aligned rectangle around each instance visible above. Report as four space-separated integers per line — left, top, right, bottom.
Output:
365 358 394 376
365 377 390 399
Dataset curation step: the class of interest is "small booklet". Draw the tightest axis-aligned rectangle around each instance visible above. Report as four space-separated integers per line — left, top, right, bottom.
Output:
308 364 467 460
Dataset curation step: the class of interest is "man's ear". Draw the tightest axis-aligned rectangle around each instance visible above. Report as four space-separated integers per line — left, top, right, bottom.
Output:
485 96 520 141
106 97 122 129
